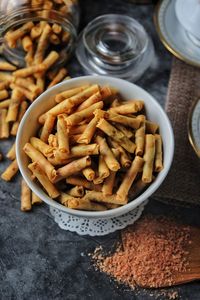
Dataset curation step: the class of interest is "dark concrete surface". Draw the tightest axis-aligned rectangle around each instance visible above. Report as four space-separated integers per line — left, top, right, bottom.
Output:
0 0 200 299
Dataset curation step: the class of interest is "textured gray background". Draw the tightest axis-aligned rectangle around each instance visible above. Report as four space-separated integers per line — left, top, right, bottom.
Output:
0 1 200 299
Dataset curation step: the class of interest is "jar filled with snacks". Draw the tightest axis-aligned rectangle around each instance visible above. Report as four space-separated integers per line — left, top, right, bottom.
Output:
0 0 79 68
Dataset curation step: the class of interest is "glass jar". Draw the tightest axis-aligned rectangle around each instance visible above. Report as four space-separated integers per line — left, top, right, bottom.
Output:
0 0 79 67
76 14 155 82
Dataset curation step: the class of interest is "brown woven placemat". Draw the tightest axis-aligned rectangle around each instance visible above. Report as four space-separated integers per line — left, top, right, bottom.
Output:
154 58 200 205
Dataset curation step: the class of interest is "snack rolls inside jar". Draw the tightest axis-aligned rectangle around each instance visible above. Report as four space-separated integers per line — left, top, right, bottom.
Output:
0 0 79 67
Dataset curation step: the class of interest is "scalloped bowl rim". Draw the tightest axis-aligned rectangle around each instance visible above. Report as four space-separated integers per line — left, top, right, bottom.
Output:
16 75 174 219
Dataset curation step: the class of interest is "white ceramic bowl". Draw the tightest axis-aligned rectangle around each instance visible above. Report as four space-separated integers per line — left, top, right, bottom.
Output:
16 76 174 219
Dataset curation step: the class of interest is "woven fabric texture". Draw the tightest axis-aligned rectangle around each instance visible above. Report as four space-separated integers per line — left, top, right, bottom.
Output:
155 58 200 205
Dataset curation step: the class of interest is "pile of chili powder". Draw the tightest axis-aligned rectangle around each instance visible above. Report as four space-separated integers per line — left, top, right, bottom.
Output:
91 215 192 288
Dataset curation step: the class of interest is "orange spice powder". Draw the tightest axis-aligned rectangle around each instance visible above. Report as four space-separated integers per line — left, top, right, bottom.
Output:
91 215 191 289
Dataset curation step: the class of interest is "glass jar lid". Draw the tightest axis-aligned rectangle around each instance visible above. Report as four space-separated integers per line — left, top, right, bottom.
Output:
76 14 155 81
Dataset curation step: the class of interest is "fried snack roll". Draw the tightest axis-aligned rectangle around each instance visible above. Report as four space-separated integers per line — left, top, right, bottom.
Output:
82 167 95 181
30 25 42 39
54 156 91 182
40 114 56 143
0 72 13 82
76 91 102 112
53 0 65 4
28 162 60 198
77 109 106 144
135 123 145 156
145 120 159 134
63 84 100 107
32 191 43 205
10 83 35 102
13 77 40 94
100 85 113 100
52 144 99 164
25 48 34 67
102 147 119 195
13 64 46 77
113 145 131 167
1 159 18 181
6 89 24 122
0 89 9 100
96 136 120 172
11 101 28 136
34 23 51 64
36 77 45 94
59 143 99 159
6 143 16 160
52 23 62 34
98 154 110 180
97 118 124 140
69 134 82 145
62 31 70 43
136 114 146 121
84 190 127 205
110 98 121 108
108 138 131 168
0 81 9 90
48 134 58 147
64 101 104 126
31 0 44 6
43 0 53 9
42 51 59 70
47 155 73 166
142 134 156 183
0 109 9 138
40 85 99 120
154 134 163 172
115 124 134 139
68 198 107 211
39 99 73 122
93 176 104 185
49 33 60 45
55 85 90 103
116 156 144 201
106 111 141 129
5 21 34 47
102 170 116 196
59 193 74 206
48 68 68 88
0 99 10 109
77 116 98 144
21 179 32 211
62 76 71 81
30 137 54 157
67 186 85 197
109 100 144 114
66 176 102 192
0 61 16 71
97 118 136 153
23 143 56 181
22 36 33 52
57 115 69 154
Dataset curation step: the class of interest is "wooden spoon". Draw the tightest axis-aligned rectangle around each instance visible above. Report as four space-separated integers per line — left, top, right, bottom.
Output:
171 227 200 286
